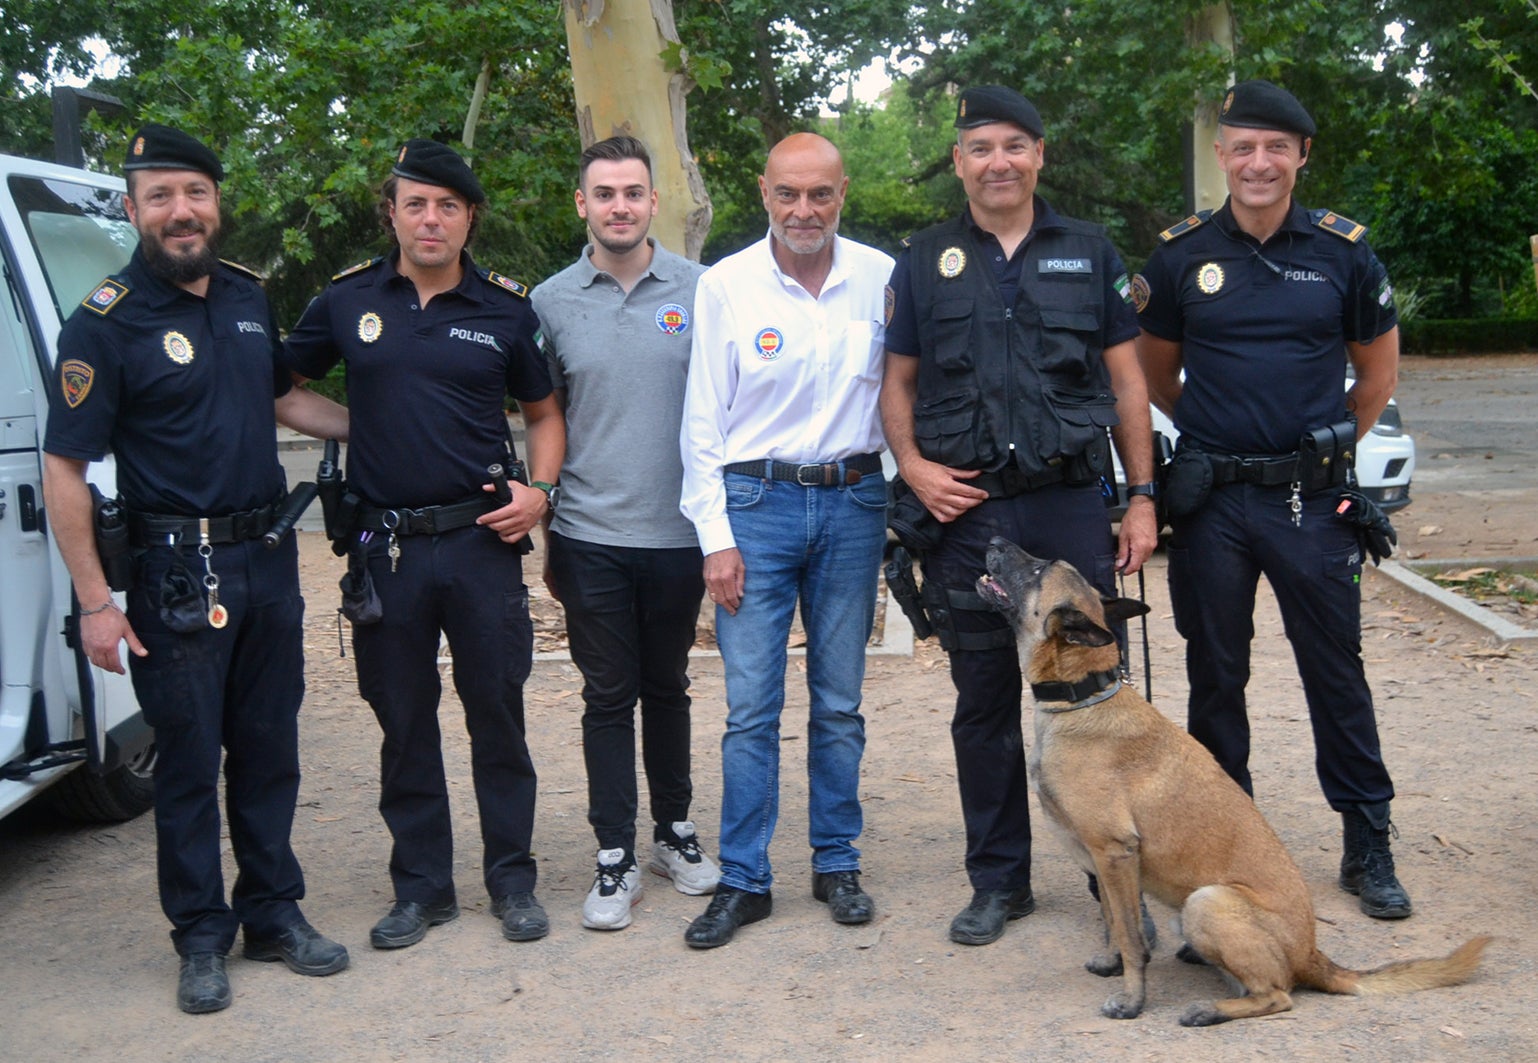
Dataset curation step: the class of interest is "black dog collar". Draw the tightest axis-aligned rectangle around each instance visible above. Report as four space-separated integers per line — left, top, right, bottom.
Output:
1030 669 1122 710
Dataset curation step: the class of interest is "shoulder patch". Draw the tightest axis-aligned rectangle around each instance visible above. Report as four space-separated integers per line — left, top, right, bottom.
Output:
80 278 129 316
219 259 266 283
1314 210 1366 243
1157 211 1212 243
485 270 529 298
331 257 382 282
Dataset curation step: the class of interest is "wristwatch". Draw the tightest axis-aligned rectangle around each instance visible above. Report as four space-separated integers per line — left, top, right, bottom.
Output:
531 480 560 510
1126 482 1157 499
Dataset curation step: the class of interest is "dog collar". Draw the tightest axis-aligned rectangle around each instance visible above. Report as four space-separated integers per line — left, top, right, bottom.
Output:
1031 669 1122 712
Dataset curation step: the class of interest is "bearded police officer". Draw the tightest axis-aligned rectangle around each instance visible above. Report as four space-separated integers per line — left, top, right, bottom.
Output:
1134 80 1410 920
43 124 351 1013
880 86 1159 947
283 139 565 948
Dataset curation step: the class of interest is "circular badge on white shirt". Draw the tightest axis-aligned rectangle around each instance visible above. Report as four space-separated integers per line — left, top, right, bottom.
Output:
754 327 784 361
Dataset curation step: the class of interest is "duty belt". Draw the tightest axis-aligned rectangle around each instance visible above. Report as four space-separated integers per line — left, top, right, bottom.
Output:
1205 452 1300 488
130 503 277 547
725 452 883 486
969 461 1066 499
353 496 494 536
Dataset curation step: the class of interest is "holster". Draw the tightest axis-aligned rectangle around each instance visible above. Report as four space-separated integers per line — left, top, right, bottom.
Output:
338 545 383 625
886 476 943 554
91 484 135 593
1163 447 1214 519
883 543 934 640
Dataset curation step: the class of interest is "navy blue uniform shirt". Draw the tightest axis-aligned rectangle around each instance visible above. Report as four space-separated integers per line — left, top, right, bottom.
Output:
885 200 1140 357
282 250 552 508
44 247 290 515
1135 200 1396 455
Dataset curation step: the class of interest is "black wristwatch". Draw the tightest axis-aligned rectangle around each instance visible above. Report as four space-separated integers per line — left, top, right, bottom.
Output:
531 480 560 510
1126 482 1157 499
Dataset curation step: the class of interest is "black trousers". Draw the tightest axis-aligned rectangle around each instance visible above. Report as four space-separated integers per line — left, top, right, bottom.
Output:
351 525 537 903
127 537 306 956
922 483 1116 891
548 531 704 856
1167 482 1393 808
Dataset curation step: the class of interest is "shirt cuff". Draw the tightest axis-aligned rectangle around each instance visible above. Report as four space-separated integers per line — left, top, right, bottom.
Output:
696 517 737 557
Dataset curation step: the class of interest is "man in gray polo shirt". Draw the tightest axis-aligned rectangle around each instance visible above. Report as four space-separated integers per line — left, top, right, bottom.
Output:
531 135 720 931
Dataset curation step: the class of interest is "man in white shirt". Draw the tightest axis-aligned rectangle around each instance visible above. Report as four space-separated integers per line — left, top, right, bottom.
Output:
679 133 893 948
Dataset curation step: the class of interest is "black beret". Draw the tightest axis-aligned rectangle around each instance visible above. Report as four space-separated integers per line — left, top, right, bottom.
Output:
123 123 224 182
954 85 1045 139
1218 79 1316 139
391 139 485 205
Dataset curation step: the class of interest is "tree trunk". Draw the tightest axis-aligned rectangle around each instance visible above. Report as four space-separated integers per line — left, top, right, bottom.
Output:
1187 3 1235 216
562 0 712 260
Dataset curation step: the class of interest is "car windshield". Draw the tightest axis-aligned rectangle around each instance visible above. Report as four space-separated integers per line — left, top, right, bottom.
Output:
8 174 136 326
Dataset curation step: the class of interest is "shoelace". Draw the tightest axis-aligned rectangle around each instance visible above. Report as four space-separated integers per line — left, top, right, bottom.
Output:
664 835 704 863
594 864 634 896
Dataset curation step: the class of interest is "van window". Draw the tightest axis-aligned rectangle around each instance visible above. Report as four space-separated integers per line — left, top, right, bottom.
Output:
8 175 135 326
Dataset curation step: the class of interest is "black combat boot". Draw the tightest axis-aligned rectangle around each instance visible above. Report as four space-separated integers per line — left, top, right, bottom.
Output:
1339 803 1412 919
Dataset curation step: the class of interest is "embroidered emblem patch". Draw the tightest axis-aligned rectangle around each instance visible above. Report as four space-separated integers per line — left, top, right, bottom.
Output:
884 284 895 327
1196 262 1225 295
61 359 94 408
754 327 784 361
1131 274 1151 314
163 331 194 365
487 271 528 297
1113 272 1132 304
358 312 383 344
656 303 689 335
938 247 967 279
81 279 129 316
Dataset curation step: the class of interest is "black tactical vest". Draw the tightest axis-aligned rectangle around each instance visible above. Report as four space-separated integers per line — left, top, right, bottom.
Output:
905 214 1120 479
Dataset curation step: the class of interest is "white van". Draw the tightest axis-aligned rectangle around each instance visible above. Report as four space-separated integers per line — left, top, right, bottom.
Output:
0 152 153 822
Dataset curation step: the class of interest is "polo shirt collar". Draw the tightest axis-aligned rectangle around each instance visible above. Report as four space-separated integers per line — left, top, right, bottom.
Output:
127 246 230 309
381 248 485 303
961 195 1065 244
760 231 851 292
1213 198 1313 241
575 237 677 288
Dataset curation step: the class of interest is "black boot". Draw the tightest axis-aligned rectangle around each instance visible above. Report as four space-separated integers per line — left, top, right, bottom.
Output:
1339 804 1412 919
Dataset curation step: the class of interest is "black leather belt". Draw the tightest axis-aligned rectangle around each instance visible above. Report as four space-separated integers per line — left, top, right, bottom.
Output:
130 504 276 547
1206 452 1299 487
725 452 883 486
970 461 1067 499
354 497 494 536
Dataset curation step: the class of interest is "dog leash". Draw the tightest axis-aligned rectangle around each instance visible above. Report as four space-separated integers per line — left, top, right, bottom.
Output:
1117 568 1153 703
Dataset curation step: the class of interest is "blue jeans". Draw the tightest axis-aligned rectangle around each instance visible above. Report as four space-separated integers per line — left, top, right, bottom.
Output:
714 470 887 893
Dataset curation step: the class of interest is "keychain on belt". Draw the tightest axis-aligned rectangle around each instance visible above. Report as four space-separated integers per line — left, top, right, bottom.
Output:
1288 480 1303 528
198 519 230 629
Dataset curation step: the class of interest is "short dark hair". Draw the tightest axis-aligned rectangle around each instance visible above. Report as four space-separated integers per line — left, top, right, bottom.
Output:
377 174 480 247
579 136 653 189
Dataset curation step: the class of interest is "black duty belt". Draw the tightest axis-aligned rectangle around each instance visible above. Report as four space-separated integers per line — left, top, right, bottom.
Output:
130 503 277 547
1205 452 1300 488
970 461 1067 499
725 452 883 487
354 497 495 536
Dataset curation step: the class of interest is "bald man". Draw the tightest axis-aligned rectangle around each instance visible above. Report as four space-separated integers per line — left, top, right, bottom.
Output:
679 133 894 947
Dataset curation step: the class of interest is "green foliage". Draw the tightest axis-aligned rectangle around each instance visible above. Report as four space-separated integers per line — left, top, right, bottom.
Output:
1399 317 1538 354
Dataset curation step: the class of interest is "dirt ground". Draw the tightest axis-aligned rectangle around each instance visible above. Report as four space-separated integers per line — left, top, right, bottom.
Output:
3 357 1537 1062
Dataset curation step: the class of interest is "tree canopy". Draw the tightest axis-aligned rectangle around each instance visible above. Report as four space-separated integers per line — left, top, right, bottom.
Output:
3 0 1534 320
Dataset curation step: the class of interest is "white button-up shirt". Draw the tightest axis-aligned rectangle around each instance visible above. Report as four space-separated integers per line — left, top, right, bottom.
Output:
680 233 895 555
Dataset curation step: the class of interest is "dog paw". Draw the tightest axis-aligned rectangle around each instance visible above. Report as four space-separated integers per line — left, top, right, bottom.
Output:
1178 1002 1224 1027
1086 952 1123 977
1101 992 1144 1020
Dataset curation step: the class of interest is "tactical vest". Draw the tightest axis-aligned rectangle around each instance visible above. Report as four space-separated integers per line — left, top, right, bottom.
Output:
905 215 1120 479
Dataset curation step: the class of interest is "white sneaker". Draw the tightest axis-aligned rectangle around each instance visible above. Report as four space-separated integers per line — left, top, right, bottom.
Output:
648 821 721 896
582 848 642 930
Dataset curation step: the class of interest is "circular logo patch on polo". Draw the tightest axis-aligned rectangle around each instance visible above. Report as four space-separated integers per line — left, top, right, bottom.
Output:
358 312 383 343
656 303 689 335
162 331 194 364
1196 262 1225 295
1131 274 1151 313
938 247 967 279
754 327 784 361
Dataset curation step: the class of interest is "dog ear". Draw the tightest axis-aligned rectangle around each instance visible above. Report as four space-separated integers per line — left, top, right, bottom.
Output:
1051 605 1117 647
1101 595 1152 624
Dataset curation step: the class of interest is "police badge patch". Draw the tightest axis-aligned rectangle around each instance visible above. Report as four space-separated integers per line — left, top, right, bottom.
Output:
61 359 94 408
884 283 895 327
358 312 383 344
1131 274 1151 314
163 331 194 364
656 303 689 335
81 279 129 316
938 247 967 278
1196 262 1225 295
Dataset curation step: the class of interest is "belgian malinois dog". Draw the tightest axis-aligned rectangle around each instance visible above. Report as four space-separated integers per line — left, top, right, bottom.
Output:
975 536 1489 1026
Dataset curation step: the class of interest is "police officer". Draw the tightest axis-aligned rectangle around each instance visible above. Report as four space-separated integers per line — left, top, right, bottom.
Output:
42 124 351 1013
1134 80 1410 920
283 140 565 947
881 85 1159 947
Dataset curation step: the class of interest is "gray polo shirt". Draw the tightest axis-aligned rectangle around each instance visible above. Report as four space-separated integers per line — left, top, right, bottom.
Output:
532 239 706 549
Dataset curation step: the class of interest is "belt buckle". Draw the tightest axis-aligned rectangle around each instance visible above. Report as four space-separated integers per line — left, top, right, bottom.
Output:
796 464 828 487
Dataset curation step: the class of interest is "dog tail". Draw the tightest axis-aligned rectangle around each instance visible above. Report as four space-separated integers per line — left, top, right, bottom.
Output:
1301 936 1492 997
